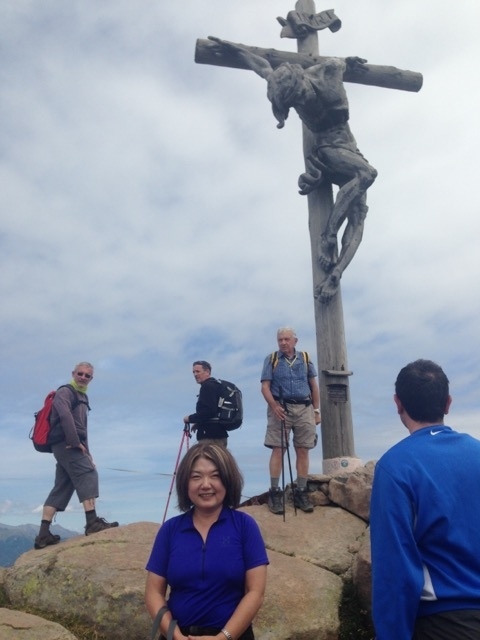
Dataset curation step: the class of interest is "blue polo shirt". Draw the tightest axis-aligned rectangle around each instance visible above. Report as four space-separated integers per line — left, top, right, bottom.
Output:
146 507 268 628
261 350 316 399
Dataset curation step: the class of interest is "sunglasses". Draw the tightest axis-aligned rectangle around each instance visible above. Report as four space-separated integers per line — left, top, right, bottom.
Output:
76 372 92 379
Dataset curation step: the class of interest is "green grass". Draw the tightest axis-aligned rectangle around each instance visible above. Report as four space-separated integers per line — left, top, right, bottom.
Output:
0 586 8 608
338 580 375 640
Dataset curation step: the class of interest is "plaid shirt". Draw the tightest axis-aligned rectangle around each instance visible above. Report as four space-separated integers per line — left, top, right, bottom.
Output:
260 350 316 399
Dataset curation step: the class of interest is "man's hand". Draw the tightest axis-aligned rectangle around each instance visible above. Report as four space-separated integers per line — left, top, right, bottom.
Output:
66 443 87 454
345 56 368 73
272 403 287 422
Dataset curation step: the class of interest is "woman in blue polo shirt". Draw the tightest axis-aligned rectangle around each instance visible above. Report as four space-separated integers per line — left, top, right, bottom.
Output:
145 442 269 640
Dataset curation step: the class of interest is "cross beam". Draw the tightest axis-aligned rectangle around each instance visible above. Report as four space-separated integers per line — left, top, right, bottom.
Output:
195 39 423 93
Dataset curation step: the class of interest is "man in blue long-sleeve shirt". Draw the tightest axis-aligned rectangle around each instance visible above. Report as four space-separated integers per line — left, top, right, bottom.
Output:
370 359 480 639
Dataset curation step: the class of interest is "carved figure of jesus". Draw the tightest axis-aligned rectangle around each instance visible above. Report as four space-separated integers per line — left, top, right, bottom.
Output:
209 37 377 302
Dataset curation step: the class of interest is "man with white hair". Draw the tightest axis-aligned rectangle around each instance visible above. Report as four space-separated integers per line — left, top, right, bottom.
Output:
34 362 118 548
261 328 321 514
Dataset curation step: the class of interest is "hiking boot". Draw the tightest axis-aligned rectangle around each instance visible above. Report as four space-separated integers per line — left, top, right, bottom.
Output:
268 488 284 515
294 487 314 513
34 531 61 549
85 517 119 536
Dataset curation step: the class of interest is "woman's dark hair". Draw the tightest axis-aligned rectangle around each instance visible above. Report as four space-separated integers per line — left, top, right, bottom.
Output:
175 442 244 512
395 359 449 423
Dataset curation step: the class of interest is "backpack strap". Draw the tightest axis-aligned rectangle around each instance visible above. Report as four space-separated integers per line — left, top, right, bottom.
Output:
272 351 310 372
50 386 90 429
58 384 91 411
271 351 279 370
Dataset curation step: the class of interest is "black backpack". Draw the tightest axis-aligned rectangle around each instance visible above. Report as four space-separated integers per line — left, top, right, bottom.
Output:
209 379 243 431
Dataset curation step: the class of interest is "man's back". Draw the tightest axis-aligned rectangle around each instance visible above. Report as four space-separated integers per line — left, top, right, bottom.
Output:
371 426 480 637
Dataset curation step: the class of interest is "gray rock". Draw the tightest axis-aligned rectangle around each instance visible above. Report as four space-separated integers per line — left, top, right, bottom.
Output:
325 461 375 521
255 550 342 640
2 465 376 639
5 522 156 640
0 607 78 639
244 504 367 576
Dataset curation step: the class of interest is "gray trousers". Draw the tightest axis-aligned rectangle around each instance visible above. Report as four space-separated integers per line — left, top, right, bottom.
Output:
44 442 99 510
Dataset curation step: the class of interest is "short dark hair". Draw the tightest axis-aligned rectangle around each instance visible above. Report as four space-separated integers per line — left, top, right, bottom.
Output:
175 443 244 512
395 359 449 423
193 360 211 373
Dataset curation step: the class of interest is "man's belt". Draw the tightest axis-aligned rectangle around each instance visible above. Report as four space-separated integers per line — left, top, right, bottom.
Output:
273 396 311 406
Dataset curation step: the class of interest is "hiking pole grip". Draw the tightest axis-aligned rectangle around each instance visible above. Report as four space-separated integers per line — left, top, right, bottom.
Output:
278 387 288 413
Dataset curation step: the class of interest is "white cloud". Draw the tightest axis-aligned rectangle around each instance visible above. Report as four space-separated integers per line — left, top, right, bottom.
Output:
1 0 480 530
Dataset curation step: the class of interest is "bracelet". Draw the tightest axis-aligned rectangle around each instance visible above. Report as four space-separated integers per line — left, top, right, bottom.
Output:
222 629 233 640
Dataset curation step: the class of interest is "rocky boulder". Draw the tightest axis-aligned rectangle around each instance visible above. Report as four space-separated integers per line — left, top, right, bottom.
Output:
1 465 374 639
0 607 78 639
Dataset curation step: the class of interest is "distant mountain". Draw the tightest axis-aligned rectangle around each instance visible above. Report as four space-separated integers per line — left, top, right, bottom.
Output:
0 522 80 567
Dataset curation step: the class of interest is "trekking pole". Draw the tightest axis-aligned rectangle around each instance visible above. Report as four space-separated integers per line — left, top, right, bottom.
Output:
279 388 297 516
280 405 286 522
162 423 191 524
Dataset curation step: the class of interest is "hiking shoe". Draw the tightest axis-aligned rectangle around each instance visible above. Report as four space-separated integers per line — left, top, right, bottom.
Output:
34 531 61 549
268 488 284 515
294 487 314 513
85 517 119 536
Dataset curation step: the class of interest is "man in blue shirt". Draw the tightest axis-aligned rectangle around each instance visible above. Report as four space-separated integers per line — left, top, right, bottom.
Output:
261 327 321 514
371 359 480 639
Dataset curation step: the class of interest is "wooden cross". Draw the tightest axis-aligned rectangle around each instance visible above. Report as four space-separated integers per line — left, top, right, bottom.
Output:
195 0 422 473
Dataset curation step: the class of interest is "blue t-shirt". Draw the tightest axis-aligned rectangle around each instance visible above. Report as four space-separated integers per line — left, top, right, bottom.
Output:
146 507 269 628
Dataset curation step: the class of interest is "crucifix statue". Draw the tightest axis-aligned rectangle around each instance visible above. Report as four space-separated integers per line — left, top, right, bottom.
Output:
195 0 422 473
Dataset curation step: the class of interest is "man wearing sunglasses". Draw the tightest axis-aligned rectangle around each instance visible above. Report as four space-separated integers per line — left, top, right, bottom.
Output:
34 362 118 549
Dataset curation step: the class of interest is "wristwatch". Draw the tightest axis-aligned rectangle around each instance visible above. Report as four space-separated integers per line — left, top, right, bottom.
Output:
314 408 320 414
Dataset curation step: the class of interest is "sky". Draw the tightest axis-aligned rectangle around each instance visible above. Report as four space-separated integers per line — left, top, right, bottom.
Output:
1 0 480 533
